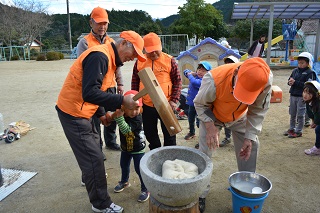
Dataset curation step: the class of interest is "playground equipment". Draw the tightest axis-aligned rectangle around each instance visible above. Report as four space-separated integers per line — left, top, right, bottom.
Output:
177 37 241 86
0 46 30 61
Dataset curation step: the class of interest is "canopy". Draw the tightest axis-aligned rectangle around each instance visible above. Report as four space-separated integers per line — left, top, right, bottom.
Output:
231 2 320 65
232 2 320 20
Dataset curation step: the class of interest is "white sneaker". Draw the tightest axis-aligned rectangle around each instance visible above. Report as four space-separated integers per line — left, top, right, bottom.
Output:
81 173 108 186
92 203 123 213
304 146 320 155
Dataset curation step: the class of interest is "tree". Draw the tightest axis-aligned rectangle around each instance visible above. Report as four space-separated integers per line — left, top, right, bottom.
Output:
138 21 162 36
169 0 225 43
0 0 51 47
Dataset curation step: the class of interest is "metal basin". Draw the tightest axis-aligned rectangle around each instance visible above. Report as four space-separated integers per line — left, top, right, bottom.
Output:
228 171 272 198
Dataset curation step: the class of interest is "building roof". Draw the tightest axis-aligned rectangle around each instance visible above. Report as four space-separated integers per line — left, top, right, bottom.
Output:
232 2 320 20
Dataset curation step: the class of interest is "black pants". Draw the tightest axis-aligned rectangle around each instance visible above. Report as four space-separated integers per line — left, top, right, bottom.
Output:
56 107 112 209
142 105 176 150
92 87 118 148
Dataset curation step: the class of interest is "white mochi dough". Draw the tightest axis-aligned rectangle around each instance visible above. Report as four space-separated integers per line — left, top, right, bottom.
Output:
162 159 199 179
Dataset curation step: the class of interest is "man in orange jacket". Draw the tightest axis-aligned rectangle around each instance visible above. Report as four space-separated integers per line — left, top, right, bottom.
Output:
77 6 122 154
56 31 145 213
131 32 182 150
194 57 273 212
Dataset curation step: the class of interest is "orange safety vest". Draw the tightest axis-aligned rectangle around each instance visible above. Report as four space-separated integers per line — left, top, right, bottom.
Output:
84 33 116 87
57 43 116 119
137 53 172 107
210 62 248 123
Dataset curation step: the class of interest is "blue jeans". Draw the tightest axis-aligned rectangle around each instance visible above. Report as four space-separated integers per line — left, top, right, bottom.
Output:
187 105 199 135
224 127 232 139
120 151 146 192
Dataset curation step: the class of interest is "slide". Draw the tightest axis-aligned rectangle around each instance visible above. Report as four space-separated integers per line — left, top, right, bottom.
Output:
240 35 284 61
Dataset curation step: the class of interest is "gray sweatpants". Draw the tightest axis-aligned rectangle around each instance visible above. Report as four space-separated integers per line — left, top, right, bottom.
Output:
289 96 305 133
198 116 259 198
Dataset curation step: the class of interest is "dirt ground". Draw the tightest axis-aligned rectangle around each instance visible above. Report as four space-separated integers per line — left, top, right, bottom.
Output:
0 59 320 213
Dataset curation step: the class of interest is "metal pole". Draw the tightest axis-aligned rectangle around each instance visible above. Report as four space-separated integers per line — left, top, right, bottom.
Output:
66 0 72 52
314 19 320 61
250 19 254 47
266 4 274 66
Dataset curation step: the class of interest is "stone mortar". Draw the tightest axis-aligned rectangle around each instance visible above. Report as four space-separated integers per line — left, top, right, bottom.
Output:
140 146 213 207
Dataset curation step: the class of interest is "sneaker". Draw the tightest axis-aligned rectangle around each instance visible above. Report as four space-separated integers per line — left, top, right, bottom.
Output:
219 138 231 147
81 173 108 187
199 197 206 213
106 143 121 151
195 143 199 149
176 114 187 120
92 203 123 213
288 132 302 138
304 120 311 127
283 129 294 136
114 181 131 193
304 146 320 155
102 151 107 161
138 191 150 202
184 133 195 140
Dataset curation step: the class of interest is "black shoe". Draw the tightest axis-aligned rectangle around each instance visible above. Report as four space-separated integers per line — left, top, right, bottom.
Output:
195 143 199 149
106 143 121 151
199 197 205 213
219 138 231 147
102 151 106 161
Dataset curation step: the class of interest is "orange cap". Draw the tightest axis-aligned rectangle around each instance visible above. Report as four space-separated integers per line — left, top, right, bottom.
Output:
124 90 142 106
143 32 162 53
120 31 146 62
90 7 109 23
233 57 270 105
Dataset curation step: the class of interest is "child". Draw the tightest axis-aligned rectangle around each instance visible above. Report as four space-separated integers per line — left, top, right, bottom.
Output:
183 61 212 141
108 90 150 202
284 52 316 138
219 55 239 147
303 81 320 155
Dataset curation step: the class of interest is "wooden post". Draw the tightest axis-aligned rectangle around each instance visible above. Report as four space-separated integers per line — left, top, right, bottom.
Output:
133 67 182 136
149 196 199 213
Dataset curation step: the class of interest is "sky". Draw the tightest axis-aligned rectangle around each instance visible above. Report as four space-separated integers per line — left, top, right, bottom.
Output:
0 0 219 19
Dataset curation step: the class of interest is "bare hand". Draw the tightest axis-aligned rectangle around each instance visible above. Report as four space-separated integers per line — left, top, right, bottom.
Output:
100 114 111 127
239 138 253 161
117 85 124 95
288 77 295 86
169 101 177 111
112 109 124 119
204 122 220 150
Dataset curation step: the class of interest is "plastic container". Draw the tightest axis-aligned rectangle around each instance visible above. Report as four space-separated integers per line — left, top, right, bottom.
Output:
0 113 4 135
229 187 269 213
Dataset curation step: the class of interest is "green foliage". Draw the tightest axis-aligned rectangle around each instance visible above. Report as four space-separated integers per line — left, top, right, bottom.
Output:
138 21 162 36
46 52 61 61
59 52 64 59
161 15 180 28
170 0 225 42
10 55 19 60
108 9 153 32
232 19 282 41
36 54 46 61
213 0 252 23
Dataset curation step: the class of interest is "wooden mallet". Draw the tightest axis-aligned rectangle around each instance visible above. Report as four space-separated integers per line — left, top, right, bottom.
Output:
132 67 182 136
